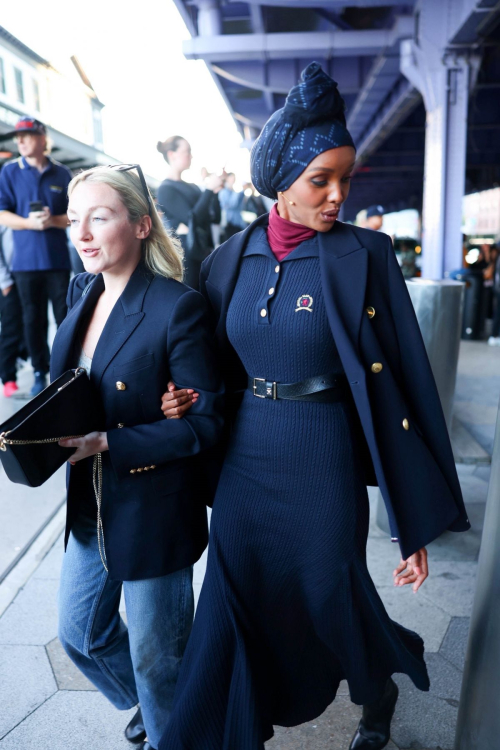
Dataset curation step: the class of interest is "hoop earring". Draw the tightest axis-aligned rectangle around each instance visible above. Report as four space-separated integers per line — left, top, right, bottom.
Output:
279 191 295 206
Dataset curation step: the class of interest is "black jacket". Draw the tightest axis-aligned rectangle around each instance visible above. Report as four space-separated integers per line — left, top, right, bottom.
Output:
199 215 470 561
157 180 221 238
50 263 224 580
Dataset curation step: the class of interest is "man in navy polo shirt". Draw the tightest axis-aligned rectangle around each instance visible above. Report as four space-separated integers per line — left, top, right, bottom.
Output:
0 117 72 395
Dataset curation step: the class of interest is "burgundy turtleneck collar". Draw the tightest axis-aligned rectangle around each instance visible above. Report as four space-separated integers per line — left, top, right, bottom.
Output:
266 204 316 261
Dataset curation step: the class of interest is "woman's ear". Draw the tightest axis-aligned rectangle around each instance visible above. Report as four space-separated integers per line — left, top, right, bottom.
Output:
137 215 152 240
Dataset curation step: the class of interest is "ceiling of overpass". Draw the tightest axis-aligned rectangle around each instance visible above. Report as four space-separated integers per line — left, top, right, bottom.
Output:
176 2 416 139
174 1 500 220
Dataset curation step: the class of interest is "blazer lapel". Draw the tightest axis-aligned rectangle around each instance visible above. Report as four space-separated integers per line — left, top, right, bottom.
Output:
90 264 152 386
50 274 105 379
318 221 369 380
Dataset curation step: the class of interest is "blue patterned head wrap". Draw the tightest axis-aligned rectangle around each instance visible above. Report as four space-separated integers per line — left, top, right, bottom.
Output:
250 62 355 200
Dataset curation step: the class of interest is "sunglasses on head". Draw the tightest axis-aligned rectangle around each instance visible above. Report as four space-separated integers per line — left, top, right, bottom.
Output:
106 163 153 218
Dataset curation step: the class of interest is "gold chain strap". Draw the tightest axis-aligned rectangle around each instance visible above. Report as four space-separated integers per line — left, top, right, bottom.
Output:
0 432 85 451
1 431 108 572
93 452 108 572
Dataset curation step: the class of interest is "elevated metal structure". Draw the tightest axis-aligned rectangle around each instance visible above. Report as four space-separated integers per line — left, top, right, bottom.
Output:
173 0 500 276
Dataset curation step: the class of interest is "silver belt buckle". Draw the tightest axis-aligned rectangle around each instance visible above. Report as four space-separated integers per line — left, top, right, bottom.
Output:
253 377 266 398
253 378 277 399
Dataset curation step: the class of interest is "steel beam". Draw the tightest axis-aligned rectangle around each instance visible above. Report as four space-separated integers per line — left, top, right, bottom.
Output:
182 18 414 62
197 0 222 37
249 4 265 34
353 78 421 163
228 0 414 6
211 58 364 96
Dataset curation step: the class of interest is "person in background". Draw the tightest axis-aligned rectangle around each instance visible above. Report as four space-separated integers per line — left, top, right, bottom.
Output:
466 242 491 272
243 183 268 217
156 136 222 290
0 225 29 396
487 243 500 346
0 117 72 396
365 204 384 231
219 172 247 241
398 239 418 279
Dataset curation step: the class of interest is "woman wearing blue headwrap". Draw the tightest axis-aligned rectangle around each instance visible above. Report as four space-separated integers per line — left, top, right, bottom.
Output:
159 63 469 750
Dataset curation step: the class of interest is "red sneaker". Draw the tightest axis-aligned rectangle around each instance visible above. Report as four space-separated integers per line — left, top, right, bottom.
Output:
3 381 19 397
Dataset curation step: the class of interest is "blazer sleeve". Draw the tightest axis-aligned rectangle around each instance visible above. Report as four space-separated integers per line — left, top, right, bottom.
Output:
385 235 468 529
106 289 225 479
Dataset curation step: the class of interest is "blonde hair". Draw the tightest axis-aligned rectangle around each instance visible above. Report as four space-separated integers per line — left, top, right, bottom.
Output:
68 166 184 282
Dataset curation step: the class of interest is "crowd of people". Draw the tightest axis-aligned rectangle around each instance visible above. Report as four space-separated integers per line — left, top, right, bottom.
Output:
0 63 471 750
0 125 267 397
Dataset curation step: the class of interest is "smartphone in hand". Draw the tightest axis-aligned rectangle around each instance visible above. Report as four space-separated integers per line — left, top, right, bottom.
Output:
29 201 44 213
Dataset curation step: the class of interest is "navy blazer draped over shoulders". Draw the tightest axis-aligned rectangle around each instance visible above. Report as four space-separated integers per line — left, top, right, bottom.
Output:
50 261 224 581
199 214 470 560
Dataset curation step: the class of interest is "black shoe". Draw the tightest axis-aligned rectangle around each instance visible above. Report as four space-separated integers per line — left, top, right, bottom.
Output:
349 678 399 750
125 707 146 744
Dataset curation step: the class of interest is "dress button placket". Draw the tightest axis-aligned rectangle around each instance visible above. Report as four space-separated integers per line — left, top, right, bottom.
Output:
259 260 280 325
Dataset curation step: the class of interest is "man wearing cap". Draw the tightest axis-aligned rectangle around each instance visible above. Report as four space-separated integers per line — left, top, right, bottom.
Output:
0 117 72 396
365 204 384 231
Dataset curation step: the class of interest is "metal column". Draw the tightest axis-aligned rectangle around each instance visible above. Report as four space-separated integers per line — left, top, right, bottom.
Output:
400 0 480 280
454 400 500 749
196 0 222 37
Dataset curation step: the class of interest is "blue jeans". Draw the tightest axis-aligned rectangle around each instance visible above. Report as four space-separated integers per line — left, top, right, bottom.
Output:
58 511 194 749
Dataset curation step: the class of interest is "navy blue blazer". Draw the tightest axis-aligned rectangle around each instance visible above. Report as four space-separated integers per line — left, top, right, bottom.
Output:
50 262 224 581
199 215 470 561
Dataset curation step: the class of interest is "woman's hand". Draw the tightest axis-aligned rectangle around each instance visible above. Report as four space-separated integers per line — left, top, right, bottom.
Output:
59 432 108 464
161 381 198 419
393 547 428 592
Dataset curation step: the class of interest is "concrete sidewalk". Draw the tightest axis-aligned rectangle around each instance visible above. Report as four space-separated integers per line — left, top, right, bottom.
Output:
0 341 497 749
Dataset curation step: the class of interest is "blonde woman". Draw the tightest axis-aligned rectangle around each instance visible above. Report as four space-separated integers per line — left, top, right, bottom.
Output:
49 164 224 750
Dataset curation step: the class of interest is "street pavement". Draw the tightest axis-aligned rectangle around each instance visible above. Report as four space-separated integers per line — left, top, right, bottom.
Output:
0 340 498 749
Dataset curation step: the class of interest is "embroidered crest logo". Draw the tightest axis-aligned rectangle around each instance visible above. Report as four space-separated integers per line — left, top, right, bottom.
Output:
295 294 313 312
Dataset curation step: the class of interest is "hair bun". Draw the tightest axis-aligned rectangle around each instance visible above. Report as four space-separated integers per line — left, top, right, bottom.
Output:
283 62 347 128
157 140 165 154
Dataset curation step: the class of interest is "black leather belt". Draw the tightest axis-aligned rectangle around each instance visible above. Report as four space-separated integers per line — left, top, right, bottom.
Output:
247 373 350 402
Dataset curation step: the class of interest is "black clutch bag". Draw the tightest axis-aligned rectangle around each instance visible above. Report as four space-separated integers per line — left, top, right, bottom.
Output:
0 368 103 487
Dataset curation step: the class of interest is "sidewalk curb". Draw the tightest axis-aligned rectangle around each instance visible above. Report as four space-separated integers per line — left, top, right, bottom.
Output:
0 504 65 618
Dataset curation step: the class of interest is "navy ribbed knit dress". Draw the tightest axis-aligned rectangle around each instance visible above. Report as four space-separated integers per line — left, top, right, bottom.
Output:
159 229 429 750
